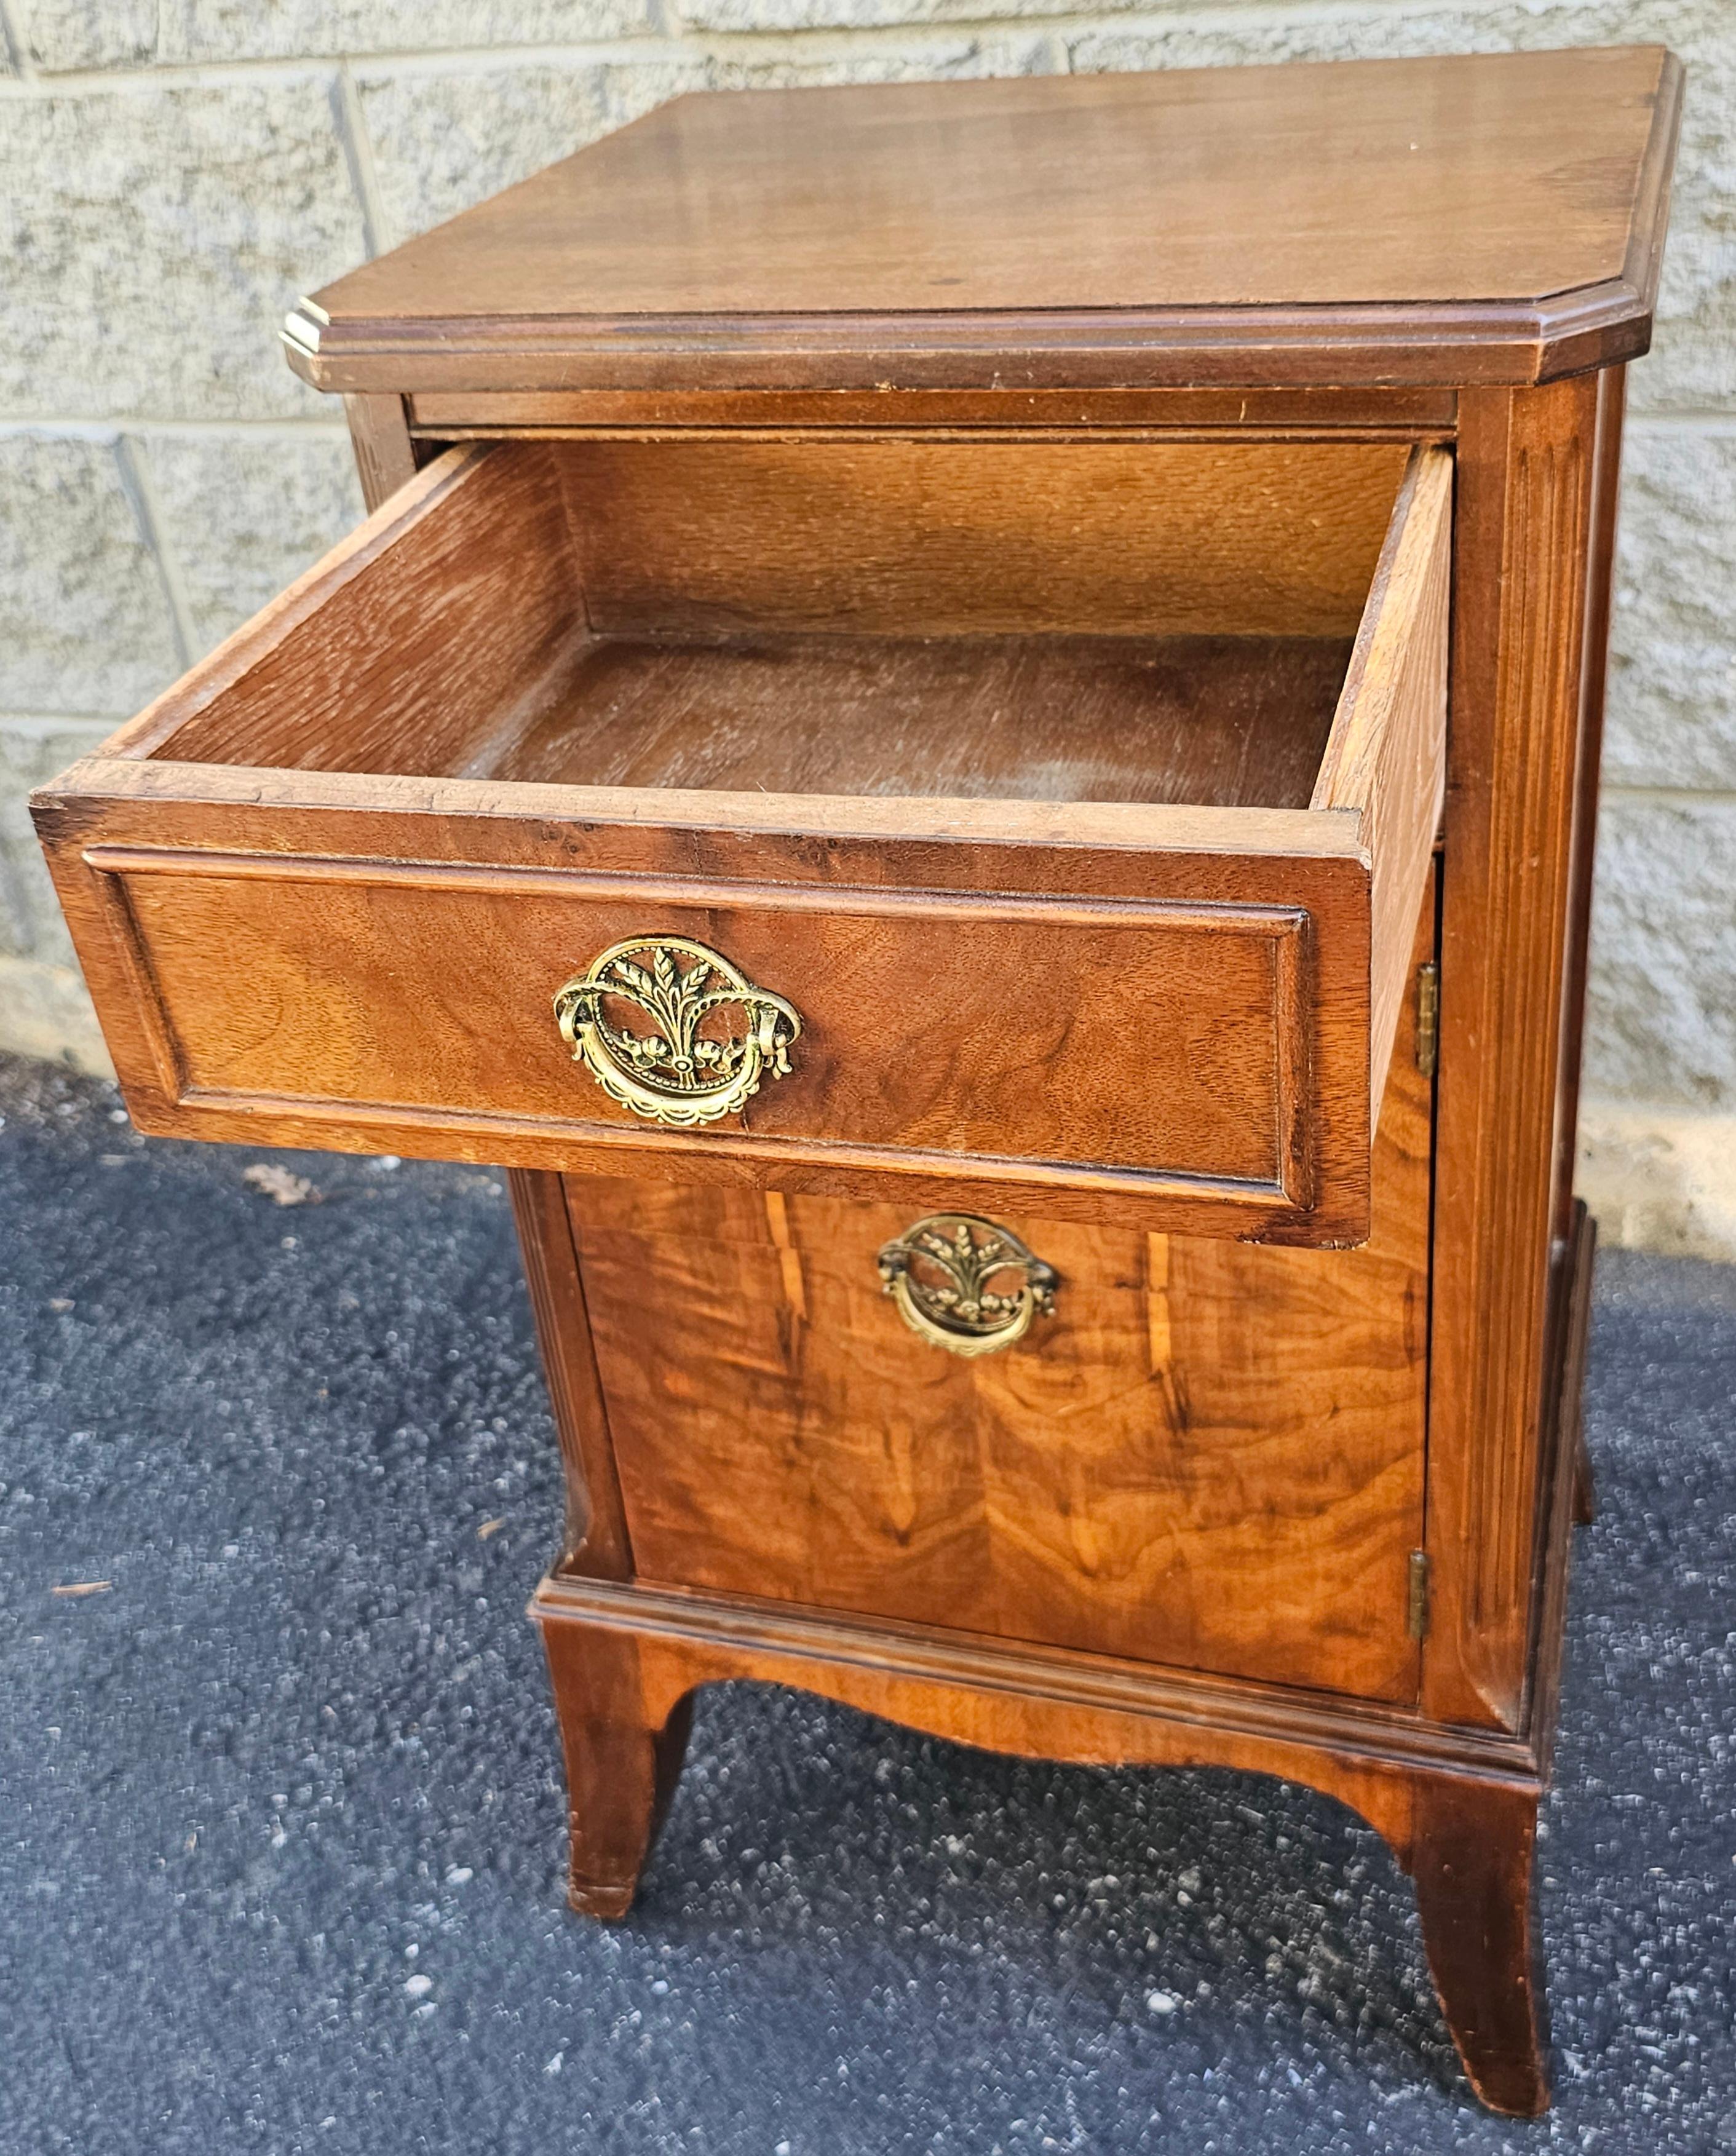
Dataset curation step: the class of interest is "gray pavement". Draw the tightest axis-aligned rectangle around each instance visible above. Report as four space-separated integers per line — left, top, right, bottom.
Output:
2 1050 1733 2155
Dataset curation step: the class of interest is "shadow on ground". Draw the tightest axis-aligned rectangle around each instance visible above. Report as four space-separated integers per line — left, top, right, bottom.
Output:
2 1053 1733 2154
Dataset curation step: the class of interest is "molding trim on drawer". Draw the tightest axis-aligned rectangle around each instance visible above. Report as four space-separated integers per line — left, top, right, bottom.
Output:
161 1090 1303 1212
79 843 1309 937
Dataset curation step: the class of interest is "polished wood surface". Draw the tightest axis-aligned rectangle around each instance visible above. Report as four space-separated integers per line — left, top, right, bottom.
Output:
113 435 1407 767
119 444 573 777
1311 446 1451 1096
1531 1203 1599 1777
529 1575 1549 2113
507 1162 631 1579
1555 369 1629 1244
530 1180 1595 2123
342 391 418 505
540 1622 694 1919
287 49 1681 394
1409 1778 1548 2115
32 753 1391 1237
93 854 1317 1188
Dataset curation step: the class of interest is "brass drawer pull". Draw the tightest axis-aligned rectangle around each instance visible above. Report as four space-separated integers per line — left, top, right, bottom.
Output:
553 937 801 1128
877 1213 1059 1357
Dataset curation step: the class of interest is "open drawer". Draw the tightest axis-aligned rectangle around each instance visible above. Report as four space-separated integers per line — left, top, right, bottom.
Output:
34 433 1449 1244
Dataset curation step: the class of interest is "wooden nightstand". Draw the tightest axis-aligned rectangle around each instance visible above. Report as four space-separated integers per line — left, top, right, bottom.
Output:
34 49 1682 2115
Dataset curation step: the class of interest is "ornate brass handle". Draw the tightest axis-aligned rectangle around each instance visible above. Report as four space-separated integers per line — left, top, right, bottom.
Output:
877 1213 1060 1358
553 936 801 1128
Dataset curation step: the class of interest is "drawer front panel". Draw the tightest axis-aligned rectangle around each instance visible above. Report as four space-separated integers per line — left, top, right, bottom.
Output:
97 847 1317 1205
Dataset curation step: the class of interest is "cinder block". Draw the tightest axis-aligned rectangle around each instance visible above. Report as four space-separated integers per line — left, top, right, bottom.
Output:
1577 1102 1736 1262
1606 427 1736 791
0 958 114 1077
1066 0 1708 79
28 0 663 69
0 78 368 421
143 430 365 656
18 0 157 71
0 716 117 965
355 58 709 241
673 0 1077 32
705 28 1056 86
0 435 182 715
1586 794 1736 1111
357 37 1065 240
1634 44 1736 413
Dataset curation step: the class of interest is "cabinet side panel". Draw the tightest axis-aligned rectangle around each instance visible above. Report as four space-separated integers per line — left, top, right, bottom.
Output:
1425 377 1599 1731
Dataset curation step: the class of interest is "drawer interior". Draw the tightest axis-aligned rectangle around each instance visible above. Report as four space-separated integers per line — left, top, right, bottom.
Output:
128 436 1413 815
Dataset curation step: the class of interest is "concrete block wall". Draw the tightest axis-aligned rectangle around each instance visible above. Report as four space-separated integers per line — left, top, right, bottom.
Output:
1 0 1731 1255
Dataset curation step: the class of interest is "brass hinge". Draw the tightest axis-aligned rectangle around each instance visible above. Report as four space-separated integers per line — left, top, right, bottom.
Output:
1406 1550 1431 1641
1414 962 1440 1077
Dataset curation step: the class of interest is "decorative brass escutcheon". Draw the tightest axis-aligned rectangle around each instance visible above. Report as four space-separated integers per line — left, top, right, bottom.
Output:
876 1213 1060 1358
553 936 802 1128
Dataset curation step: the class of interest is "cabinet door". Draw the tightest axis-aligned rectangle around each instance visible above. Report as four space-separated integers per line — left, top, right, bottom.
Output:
568 883 1435 1705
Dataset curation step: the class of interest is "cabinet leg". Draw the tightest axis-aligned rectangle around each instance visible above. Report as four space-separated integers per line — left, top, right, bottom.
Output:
1410 1778 1550 2115
539 1620 693 1919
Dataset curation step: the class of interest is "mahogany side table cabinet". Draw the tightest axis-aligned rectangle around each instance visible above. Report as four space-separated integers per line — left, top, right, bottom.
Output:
36 50 1682 2115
